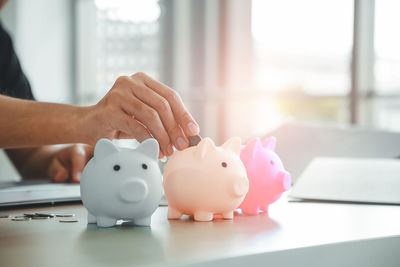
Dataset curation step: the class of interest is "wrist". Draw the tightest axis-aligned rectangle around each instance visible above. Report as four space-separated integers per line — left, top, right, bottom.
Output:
75 105 97 145
71 106 90 144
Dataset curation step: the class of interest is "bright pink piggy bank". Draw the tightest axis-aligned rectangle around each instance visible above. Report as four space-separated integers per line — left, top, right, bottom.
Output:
239 137 291 215
163 137 249 222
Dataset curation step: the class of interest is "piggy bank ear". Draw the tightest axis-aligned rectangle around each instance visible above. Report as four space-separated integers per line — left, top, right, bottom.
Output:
136 138 159 159
94 138 119 160
262 136 276 151
241 138 261 159
195 137 216 159
221 137 242 155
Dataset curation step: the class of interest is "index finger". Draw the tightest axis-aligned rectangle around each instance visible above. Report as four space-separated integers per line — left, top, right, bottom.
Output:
137 73 200 136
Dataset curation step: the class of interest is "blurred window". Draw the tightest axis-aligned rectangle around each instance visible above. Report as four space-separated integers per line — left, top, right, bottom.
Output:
251 0 354 126
79 0 162 104
373 0 400 131
374 0 400 94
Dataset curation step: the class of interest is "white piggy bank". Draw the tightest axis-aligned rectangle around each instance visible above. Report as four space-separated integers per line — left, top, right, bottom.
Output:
80 138 163 227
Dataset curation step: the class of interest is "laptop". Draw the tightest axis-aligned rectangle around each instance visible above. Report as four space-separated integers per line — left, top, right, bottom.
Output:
266 122 400 182
289 157 400 204
0 180 81 207
0 149 81 207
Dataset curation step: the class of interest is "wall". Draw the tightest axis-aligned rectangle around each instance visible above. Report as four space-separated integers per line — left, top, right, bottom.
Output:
0 0 75 104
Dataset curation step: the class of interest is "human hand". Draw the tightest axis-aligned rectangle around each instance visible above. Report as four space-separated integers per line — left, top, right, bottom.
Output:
48 144 93 183
81 72 199 158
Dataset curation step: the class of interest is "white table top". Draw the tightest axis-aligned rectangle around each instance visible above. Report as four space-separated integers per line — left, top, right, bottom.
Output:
1 193 400 267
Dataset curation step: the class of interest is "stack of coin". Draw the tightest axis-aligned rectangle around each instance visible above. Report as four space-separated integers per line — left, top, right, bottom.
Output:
56 214 78 223
12 215 30 222
55 214 75 218
59 219 79 223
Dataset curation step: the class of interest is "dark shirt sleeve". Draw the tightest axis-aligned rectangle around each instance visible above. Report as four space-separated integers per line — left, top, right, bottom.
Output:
0 21 35 100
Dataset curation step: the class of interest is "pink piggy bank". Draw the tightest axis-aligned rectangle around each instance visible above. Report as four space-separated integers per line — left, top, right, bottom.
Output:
163 137 249 222
239 137 291 215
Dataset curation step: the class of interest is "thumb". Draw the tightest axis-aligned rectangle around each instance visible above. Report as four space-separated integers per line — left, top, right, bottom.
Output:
71 145 90 183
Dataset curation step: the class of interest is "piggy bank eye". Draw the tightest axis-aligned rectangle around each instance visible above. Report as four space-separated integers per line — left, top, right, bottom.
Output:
113 165 121 171
142 163 148 170
221 162 228 168
270 160 275 166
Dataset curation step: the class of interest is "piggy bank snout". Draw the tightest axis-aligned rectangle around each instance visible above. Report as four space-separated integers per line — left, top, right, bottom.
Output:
232 176 249 197
117 178 149 203
277 171 291 191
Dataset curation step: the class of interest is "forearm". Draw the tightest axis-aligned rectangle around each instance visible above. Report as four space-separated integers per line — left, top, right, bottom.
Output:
5 146 57 179
0 95 89 148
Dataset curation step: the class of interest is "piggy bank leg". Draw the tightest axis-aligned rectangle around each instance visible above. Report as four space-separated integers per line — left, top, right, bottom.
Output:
132 217 151 227
194 211 213 222
260 206 269 215
97 216 117 227
241 207 260 216
222 211 234 220
168 207 182 219
87 212 97 224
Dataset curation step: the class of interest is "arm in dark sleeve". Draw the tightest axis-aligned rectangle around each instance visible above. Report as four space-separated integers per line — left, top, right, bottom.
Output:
0 21 35 100
0 21 38 178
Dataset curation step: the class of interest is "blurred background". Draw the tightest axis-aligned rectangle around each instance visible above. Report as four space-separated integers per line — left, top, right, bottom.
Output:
1 0 399 144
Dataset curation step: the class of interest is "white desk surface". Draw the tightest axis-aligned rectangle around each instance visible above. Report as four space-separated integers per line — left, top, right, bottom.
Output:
1 194 400 267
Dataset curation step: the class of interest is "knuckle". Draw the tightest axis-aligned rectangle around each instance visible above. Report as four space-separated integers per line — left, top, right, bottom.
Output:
182 111 192 122
132 72 146 79
146 108 159 121
174 108 192 124
166 89 180 103
155 97 170 113
108 88 124 100
115 75 130 85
